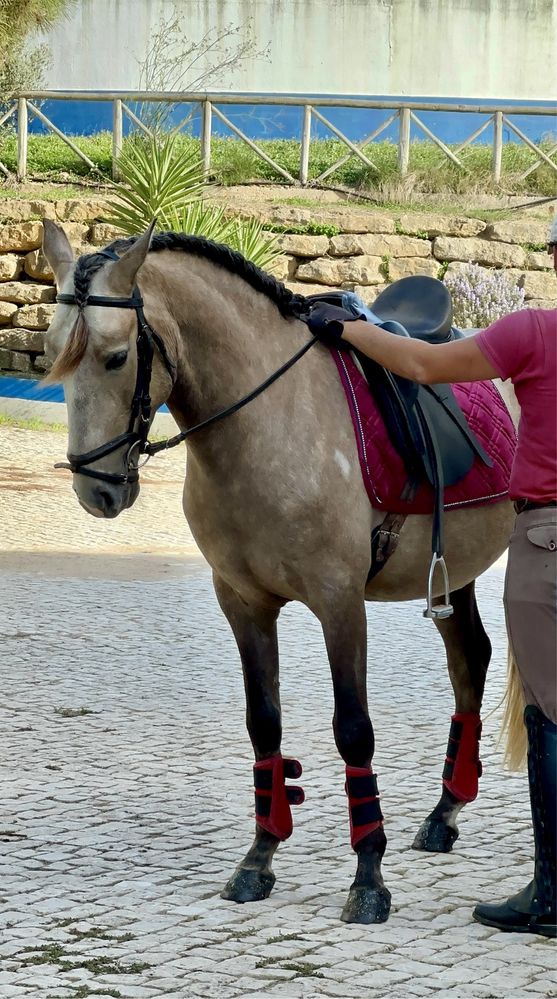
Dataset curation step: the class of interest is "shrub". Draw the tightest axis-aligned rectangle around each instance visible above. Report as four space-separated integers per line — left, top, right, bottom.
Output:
444 263 525 327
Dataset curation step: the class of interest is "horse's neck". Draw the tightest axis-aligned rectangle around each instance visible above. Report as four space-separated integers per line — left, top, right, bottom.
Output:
155 251 306 431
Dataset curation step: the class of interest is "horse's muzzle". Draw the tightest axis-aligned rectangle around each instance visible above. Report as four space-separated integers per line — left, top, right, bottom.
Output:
74 477 139 518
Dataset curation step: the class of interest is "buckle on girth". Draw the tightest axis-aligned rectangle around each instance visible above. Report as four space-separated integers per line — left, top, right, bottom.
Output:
424 554 453 619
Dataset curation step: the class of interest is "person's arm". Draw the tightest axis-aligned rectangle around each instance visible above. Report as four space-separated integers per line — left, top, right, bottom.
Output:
339 320 499 384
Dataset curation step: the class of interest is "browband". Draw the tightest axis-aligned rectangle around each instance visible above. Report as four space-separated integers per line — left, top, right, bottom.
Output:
56 293 143 310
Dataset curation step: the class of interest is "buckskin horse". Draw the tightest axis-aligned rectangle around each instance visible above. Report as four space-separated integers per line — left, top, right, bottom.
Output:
42 221 517 925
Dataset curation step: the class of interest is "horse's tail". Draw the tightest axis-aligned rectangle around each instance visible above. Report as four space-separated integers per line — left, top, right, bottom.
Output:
499 644 527 771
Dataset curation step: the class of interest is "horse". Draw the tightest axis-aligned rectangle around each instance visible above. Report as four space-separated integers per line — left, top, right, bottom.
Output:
42 220 517 925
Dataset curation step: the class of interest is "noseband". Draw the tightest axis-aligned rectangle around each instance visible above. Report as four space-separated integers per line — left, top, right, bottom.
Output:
55 252 317 486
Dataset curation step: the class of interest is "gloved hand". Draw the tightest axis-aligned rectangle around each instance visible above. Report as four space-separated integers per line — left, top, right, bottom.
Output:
305 302 365 347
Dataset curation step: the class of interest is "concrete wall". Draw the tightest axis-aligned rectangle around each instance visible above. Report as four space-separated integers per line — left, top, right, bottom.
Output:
38 0 557 100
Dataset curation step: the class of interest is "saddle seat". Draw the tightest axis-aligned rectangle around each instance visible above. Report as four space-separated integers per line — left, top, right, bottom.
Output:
372 275 454 342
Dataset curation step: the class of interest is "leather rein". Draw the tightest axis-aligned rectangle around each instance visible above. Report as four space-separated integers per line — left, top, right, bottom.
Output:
55 269 317 486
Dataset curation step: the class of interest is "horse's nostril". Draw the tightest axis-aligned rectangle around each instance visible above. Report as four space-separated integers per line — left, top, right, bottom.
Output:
97 488 117 514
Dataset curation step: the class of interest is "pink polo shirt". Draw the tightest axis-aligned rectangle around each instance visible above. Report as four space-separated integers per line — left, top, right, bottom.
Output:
476 309 557 502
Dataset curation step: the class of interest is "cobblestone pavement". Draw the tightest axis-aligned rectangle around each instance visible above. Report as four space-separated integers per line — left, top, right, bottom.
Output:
1 427 555 999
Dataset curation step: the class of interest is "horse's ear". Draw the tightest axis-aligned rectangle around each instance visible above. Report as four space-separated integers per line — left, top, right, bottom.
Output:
107 220 156 295
42 220 74 287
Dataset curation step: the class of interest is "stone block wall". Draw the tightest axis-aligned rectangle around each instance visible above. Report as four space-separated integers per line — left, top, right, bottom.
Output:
0 199 554 375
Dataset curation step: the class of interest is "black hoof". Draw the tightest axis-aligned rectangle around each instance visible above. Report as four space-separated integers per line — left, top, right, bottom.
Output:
412 818 459 853
341 885 391 924
220 866 275 903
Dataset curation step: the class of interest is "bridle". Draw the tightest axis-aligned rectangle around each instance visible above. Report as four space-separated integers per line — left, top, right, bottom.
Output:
55 254 317 487
55 284 176 486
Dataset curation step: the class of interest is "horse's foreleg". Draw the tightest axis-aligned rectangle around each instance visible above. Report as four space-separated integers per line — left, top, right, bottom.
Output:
413 580 491 853
213 573 292 903
319 596 391 924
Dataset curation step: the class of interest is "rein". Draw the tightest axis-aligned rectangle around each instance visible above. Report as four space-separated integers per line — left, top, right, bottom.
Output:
55 266 316 485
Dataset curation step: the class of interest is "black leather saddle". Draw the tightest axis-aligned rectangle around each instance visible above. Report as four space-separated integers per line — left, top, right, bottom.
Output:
304 277 493 613
372 275 454 342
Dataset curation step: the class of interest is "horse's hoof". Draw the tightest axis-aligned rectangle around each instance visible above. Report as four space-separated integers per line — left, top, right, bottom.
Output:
412 818 459 853
340 885 391 924
220 867 275 903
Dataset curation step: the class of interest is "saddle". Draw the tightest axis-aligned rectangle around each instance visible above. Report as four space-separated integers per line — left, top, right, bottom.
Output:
305 276 493 618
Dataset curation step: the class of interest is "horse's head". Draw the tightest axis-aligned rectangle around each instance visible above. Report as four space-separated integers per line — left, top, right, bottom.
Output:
43 221 174 519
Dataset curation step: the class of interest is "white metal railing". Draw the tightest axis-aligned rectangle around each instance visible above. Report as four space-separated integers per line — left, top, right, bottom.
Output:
0 91 555 185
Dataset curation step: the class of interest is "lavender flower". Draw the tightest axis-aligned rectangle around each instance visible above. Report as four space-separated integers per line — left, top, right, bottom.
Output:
444 263 525 328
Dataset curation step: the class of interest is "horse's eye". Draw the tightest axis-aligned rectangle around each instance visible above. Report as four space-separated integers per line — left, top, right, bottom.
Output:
106 350 128 371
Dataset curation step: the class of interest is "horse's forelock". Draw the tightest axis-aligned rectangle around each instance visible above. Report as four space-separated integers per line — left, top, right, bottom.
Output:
44 311 89 384
45 249 111 384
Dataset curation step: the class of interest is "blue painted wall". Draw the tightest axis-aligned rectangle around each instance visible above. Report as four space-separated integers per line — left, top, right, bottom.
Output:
28 94 557 146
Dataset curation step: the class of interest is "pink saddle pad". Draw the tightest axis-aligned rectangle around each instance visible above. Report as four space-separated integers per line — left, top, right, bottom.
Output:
332 349 516 513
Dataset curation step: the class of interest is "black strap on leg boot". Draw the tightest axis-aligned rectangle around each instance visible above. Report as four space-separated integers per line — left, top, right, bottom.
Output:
473 705 557 937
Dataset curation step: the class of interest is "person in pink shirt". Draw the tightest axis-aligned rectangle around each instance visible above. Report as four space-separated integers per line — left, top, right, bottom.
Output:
307 215 557 938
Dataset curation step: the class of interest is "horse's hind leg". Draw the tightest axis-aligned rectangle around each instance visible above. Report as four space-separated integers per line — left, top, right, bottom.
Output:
413 580 491 852
319 594 391 924
213 574 291 903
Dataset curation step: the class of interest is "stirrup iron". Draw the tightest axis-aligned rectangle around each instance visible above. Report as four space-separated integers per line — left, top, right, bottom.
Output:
424 554 453 619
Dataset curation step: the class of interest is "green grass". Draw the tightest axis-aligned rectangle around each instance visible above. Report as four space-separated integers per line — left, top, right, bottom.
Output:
0 412 176 442
0 130 555 196
273 196 516 221
19 940 149 976
0 183 101 202
0 413 67 433
269 220 340 236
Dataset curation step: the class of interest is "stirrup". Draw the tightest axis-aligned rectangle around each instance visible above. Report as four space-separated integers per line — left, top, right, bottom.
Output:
424 554 453 619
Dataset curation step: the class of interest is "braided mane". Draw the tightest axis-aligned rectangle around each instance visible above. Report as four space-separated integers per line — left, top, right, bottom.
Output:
47 232 309 381
78 232 306 316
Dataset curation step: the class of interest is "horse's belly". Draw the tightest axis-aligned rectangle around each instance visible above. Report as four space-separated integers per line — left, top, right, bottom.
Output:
365 500 514 602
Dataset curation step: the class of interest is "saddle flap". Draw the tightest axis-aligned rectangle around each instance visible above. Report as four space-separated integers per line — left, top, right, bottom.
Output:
415 385 476 486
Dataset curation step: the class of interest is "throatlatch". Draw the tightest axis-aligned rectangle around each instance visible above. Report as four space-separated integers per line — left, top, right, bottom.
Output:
253 755 304 840
442 712 483 802
345 765 384 848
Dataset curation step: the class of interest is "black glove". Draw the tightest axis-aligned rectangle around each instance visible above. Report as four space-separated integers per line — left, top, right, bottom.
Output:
305 302 365 347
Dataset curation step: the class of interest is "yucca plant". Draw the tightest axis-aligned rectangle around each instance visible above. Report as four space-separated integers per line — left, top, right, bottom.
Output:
106 131 281 269
106 133 206 234
169 202 281 270
228 217 281 271
169 200 234 243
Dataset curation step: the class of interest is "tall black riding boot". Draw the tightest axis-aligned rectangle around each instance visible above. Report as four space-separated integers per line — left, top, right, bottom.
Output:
473 705 556 937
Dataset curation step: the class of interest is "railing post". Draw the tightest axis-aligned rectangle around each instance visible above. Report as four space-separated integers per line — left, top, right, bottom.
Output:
493 110 503 183
300 104 312 185
17 98 28 182
201 100 212 176
398 107 410 176
112 98 123 180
